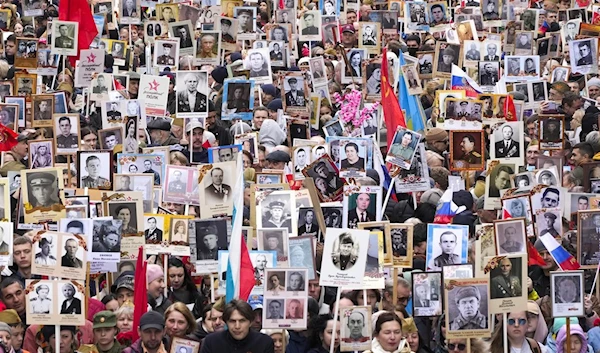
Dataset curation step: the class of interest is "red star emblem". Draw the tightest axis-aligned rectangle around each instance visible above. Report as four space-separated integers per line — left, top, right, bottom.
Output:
149 80 160 91
86 53 96 63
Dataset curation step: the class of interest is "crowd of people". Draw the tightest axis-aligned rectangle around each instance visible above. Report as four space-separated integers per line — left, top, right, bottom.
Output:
0 0 597 352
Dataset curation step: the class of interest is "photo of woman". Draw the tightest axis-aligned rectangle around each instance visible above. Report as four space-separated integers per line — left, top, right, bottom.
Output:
171 219 188 243
123 118 138 153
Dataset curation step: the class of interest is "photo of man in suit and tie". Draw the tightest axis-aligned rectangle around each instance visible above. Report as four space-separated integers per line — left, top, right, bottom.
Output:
204 167 232 204
176 72 208 114
494 124 520 158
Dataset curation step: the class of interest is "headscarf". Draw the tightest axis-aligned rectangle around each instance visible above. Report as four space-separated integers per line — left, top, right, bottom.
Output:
259 120 287 151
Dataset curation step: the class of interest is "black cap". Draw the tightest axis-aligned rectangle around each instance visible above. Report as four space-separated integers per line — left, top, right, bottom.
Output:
266 150 291 163
147 118 171 131
140 311 165 331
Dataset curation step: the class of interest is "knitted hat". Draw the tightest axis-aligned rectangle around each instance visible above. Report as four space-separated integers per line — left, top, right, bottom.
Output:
425 128 448 143
588 77 600 89
420 188 443 206
146 264 164 284
230 52 243 62
0 322 11 334
267 98 283 111
261 84 278 97
211 66 228 84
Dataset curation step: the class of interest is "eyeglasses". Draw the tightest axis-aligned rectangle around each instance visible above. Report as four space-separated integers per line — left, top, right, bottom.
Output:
447 344 466 351
507 318 527 326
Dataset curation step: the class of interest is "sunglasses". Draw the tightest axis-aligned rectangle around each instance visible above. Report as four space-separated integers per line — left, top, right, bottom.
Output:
508 318 527 326
447 344 466 351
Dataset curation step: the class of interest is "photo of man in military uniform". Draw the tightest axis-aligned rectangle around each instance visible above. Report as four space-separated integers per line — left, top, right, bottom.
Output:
81 155 110 189
35 237 57 265
455 134 482 167
168 170 187 194
27 172 60 208
157 42 176 66
54 23 75 49
56 116 78 150
490 257 522 299
449 286 488 330
262 200 292 233
429 231 461 270
332 232 358 271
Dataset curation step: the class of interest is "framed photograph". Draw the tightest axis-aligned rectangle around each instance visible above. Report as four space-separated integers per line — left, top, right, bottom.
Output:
357 221 392 266
444 277 490 338
54 115 80 155
288 235 317 280
243 49 273 84
77 151 112 190
475 225 497 276
15 72 36 97
120 0 141 24
358 22 381 54
449 131 485 171
262 268 309 329
302 155 344 202
386 126 422 170
195 31 221 65
0 103 18 130
442 264 474 280
341 49 365 83
257 228 289 265
176 71 209 117
90 73 113 101
144 21 167 44
169 20 196 56
64 196 89 219
551 66 570 83
218 250 276 295
395 143 431 193
484 161 516 209
339 306 372 351
538 115 564 150
193 218 228 273
338 138 368 178
319 228 370 287
15 37 38 69
208 145 242 164
444 98 484 129
569 38 598 75
501 195 535 238
514 31 534 55
490 121 524 164
0 83 14 102
281 72 308 115
343 186 382 229
363 59 382 102
433 42 462 78
197 161 236 218
412 272 443 316
234 7 257 38
98 127 123 151
31 94 55 128
218 17 239 51
90 219 122 262
402 65 423 95
494 218 527 255
426 224 469 271
486 253 527 313
170 338 200 353
25 279 86 326
299 10 322 41
577 210 600 268
51 21 78 56
255 190 296 234
29 139 54 169
234 131 259 164
162 165 198 204
116 153 164 186
550 271 584 317
390 223 414 268
154 40 179 68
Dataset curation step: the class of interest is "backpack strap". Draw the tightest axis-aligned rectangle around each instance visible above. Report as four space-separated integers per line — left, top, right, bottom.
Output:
526 337 541 353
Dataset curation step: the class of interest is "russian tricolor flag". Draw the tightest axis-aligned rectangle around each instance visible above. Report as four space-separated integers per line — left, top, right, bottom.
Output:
433 189 466 224
226 153 255 302
451 64 483 98
540 234 580 271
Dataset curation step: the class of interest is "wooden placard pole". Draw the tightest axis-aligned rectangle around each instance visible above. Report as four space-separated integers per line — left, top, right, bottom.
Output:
329 289 342 353
566 318 572 353
392 267 398 306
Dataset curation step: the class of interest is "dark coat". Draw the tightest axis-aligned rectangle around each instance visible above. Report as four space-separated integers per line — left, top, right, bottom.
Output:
199 329 274 353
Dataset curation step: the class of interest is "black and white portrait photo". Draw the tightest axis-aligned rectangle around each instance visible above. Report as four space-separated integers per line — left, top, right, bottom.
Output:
170 21 195 55
144 216 164 243
54 115 80 154
491 122 523 161
154 40 179 67
244 49 273 84
194 218 227 261
446 281 489 333
34 234 58 266
61 236 83 269
426 224 469 271
343 49 365 83
339 307 372 352
51 21 78 56
59 282 82 314
170 218 189 243
494 219 526 255
283 75 306 109
320 228 369 287
198 161 235 218
478 61 499 86
108 202 139 235
412 272 443 317
309 57 327 86
268 41 285 66
30 282 53 314
539 117 563 149
266 299 284 319
91 219 122 260
297 207 319 237
218 17 238 49
402 65 423 95
31 95 54 127
570 38 598 74
29 140 53 169
299 11 321 41
489 256 523 299
176 71 209 116
257 191 294 234
551 272 584 317
258 229 288 262
234 7 256 35
120 0 140 24
288 236 316 279
435 43 461 75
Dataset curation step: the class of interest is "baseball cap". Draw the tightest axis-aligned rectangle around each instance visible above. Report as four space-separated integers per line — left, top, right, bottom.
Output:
341 24 355 33
140 311 165 331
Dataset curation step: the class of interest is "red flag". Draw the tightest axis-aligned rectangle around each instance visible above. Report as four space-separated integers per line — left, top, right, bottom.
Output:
527 240 546 267
504 94 517 122
114 78 126 91
58 0 98 66
0 124 18 151
131 246 147 342
381 48 407 148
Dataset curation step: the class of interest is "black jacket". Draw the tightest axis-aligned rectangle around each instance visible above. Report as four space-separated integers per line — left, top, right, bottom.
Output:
200 329 274 353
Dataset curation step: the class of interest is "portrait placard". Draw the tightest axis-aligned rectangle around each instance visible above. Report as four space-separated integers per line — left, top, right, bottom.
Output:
51 21 79 56
412 272 443 317
444 277 491 339
198 161 236 218
343 186 382 229
263 268 309 329
90 218 123 262
288 235 316 280
26 279 86 326
426 224 469 271
218 250 277 295
21 168 66 224
319 228 370 287
486 253 527 313
550 271 584 317
340 306 372 351
170 338 200 353
194 218 229 274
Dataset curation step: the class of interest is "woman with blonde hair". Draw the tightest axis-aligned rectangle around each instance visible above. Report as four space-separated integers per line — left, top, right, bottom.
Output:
260 329 289 353
164 302 197 338
170 151 189 166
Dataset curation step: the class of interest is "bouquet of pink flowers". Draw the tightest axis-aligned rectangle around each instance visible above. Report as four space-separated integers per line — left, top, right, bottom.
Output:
333 90 380 128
